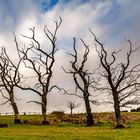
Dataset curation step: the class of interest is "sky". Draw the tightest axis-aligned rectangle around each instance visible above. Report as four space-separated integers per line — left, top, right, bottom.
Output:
0 0 140 114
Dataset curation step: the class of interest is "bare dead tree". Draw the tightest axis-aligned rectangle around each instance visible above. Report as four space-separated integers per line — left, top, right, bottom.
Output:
63 38 97 126
90 29 140 128
0 47 22 124
15 17 62 124
67 100 80 115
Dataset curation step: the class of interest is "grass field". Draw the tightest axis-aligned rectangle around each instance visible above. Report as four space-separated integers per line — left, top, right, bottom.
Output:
0 112 140 140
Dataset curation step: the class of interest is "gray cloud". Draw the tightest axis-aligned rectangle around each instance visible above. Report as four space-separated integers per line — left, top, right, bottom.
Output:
0 0 140 113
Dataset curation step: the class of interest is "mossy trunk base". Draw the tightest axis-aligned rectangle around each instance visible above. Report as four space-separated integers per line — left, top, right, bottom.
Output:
14 118 22 124
86 114 94 126
114 122 124 129
114 119 124 129
42 120 50 125
114 124 124 128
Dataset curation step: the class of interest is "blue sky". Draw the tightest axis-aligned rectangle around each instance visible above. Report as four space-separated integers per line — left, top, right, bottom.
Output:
0 0 140 113
0 0 140 41
37 0 59 11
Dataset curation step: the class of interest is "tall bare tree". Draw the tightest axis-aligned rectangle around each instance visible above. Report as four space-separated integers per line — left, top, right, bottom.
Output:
0 47 22 124
63 38 97 126
90 30 140 128
16 18 62 124
67 100 80 115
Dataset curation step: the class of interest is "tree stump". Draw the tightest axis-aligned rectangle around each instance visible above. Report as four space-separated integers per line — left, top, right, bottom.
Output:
0 124 8 128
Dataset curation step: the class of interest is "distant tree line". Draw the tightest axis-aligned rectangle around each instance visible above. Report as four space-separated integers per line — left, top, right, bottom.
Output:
131 107 140 112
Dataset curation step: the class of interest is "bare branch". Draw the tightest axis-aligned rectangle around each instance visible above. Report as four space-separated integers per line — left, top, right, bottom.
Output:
27 100 42 105
63 36 96 125
90 29 140 125
15 17 62 122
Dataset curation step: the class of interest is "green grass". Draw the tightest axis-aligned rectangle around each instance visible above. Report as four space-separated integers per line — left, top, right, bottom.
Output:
0 112 140 140
0 123 140 140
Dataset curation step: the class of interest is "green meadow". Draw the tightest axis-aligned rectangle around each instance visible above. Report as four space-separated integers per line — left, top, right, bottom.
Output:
0 112 140 140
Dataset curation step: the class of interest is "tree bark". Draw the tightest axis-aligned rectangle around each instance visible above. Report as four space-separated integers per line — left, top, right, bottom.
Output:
70 108 72 115
41 95 50 125
10 94 21 124
113 93 124 128
84 93 94 126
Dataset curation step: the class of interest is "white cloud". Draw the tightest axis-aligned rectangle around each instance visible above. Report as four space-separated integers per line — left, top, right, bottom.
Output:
0 0 140 113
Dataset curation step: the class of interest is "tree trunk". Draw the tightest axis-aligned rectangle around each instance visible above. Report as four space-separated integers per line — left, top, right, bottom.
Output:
113 93 124 128
41 95 50 125
70 108 73 115
84 93 94 126
10 95 21 124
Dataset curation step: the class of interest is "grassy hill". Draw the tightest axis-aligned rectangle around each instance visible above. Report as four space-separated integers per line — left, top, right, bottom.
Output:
0 112 140 140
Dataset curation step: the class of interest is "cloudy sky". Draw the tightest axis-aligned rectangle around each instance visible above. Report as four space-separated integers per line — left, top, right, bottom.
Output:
0 0 140 114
